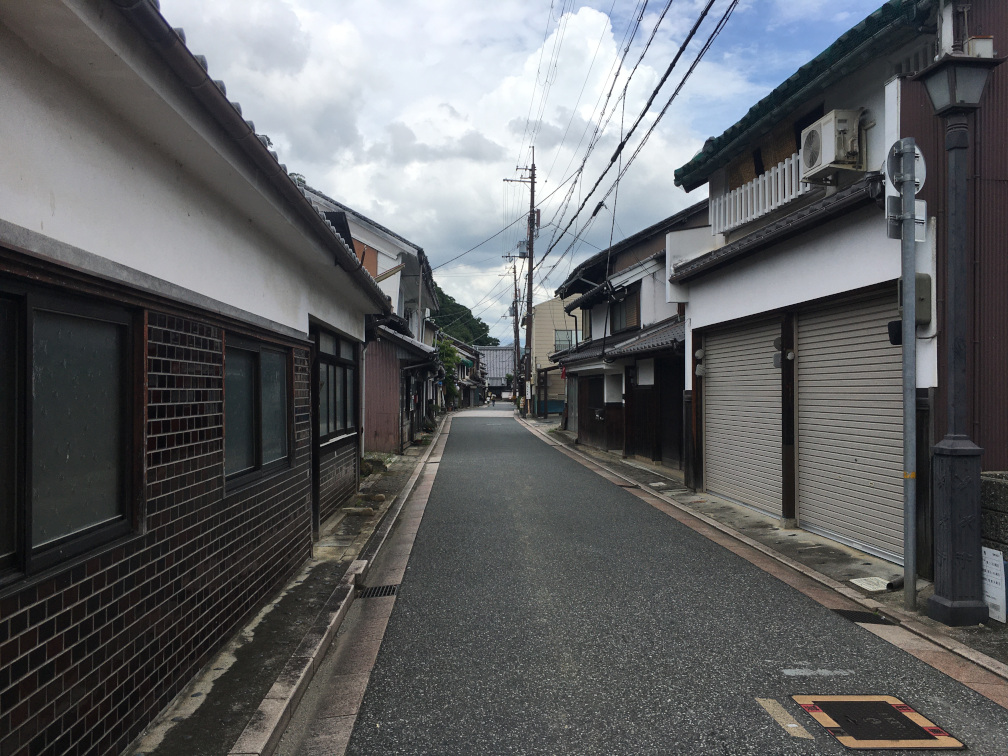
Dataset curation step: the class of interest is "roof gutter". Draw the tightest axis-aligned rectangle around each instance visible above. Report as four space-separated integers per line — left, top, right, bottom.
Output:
109 0 391 314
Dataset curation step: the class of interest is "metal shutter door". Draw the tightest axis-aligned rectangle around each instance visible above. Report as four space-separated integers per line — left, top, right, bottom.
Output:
796 290 903 561
704 318 782 514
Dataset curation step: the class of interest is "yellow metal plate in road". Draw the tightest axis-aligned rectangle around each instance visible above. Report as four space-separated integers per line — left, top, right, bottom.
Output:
793 695 964 750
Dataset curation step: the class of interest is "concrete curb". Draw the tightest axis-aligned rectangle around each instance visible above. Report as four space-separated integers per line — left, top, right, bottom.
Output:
356 416 447 585
517 416 1008 685
225 416 449 756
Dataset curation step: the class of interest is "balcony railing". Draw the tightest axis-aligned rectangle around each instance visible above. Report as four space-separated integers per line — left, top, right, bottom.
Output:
709 151 809 235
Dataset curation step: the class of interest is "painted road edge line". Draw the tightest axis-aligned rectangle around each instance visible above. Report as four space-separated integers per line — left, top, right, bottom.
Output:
756 698 814 740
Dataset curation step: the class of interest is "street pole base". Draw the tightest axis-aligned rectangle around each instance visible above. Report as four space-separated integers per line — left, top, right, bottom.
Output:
926 593 988 626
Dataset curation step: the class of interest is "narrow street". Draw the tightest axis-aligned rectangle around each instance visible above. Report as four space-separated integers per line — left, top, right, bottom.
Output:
278 409 1008 755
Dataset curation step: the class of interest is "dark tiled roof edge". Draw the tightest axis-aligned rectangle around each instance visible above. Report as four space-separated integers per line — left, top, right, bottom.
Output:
673 0 934 191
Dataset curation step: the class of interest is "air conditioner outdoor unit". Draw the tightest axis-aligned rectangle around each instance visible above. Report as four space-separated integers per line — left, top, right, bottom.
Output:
800 109 862 183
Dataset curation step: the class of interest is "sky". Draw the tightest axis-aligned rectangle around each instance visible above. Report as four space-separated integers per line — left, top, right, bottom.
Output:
157 0 891 344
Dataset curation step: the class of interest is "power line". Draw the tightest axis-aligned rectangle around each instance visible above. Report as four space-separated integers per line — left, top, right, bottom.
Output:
539 0 668 256
433 170 581 272
542 0 629 184
515 0 559 168
586 0 741 226
539 0 726 270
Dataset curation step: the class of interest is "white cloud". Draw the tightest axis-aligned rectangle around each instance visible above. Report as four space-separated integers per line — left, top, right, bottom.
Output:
157 0 886 343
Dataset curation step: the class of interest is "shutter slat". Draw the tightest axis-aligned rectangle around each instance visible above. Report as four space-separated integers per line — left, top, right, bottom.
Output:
704 318 782 515
796 289 903 562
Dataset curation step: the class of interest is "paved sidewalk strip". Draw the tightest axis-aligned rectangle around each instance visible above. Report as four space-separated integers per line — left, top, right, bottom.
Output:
226 419 450 756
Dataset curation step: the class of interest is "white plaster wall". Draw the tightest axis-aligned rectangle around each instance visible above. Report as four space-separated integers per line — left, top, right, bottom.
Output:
686 209 897 328
590 305 608 339
666 226 718 301
682 206 936 390
0 21 368 340
605 372 624 403
349 222 416 264
641 269 677 326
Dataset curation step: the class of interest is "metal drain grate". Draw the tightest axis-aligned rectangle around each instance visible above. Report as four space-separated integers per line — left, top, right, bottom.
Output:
359 584 399 599
832 609 892 625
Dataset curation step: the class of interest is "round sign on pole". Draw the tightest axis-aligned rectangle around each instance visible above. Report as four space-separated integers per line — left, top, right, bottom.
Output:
886 142 926 194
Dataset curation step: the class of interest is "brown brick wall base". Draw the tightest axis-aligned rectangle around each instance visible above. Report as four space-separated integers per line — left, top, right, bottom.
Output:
0 311 313 756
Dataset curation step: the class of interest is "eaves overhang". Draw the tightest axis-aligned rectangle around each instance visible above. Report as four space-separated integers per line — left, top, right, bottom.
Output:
670 175 882 284
304 184 424 257
552 318 686 368
555 199 709 298
607 318 685 358
673 0 934 192
564 281 611 314
105 2 392 313
375 324 435 357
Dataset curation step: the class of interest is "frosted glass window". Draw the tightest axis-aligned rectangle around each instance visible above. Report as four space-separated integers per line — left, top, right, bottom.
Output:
261 350 287 464
345 368 355 429
31 311 124 547
318 362 329 437
313 326 358 442
335 366 346 431
327 364 336 432
319 332 337 356
0 299 16 562
225 347 256 476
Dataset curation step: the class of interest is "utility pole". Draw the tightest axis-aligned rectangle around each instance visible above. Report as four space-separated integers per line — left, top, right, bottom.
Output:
524 151 537 417
512 262 520 393
504 147 537 416
502 255 521 400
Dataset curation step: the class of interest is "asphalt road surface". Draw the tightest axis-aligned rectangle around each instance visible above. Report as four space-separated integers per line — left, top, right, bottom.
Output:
338 412 1008 754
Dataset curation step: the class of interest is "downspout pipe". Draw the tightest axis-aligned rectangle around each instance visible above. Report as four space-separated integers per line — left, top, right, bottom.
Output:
109 0 391 314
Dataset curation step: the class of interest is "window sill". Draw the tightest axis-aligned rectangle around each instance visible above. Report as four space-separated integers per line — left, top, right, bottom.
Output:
319 430 358 449
0 528 146 599
224 458 294 497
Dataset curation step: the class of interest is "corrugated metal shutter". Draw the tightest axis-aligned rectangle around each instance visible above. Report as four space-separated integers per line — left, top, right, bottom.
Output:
704 318 782 514
796 289 903 562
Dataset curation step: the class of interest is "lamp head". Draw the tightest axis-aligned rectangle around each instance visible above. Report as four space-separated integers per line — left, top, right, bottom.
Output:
913 53 1004 116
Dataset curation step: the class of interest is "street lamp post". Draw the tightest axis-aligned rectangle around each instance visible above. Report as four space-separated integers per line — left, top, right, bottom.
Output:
914 51 1003 626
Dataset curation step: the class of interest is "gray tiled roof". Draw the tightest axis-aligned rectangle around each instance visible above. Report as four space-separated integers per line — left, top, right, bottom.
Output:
476 345 514 382
670 177 878 283
377 325 435 357
608 318 685 357
553 318 684 365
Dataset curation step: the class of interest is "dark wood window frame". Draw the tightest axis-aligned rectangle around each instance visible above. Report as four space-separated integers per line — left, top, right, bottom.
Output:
554 329 577 352
609 284 640 335
0 283 140 580
223 334 294 487
312 325 359 445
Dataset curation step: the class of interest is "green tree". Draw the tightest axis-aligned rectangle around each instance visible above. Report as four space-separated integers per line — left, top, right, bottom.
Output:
431 281 500 346
438 339 460 405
